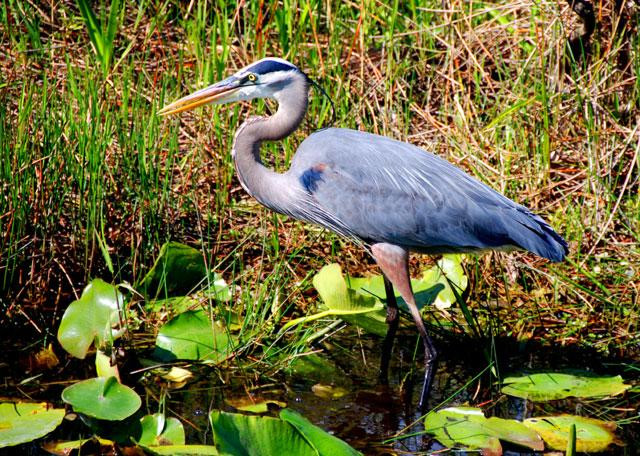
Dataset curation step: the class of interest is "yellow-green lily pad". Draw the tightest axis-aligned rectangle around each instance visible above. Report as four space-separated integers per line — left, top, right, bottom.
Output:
281 264 388 336
502 373 631 401
311 384 349 400
57 279 125 359
279 408 361 456
210 411 317 456
420 254 467 310
0 402 65 447
424 406 543 454
523 415 621 451
283 257 467 335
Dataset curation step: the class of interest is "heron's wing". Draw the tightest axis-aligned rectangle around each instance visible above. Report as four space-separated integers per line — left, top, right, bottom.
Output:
289 128 567 261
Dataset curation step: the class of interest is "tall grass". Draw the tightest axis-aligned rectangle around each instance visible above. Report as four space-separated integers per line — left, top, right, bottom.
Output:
1 0 638 355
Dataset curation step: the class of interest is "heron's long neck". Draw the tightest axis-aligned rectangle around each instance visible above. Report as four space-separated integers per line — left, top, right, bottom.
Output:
232 75 309 212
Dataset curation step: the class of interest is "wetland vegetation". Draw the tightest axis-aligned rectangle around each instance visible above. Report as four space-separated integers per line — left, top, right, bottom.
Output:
1 0 639 454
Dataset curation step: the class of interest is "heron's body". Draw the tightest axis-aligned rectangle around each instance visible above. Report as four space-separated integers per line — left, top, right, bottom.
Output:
161 57 568 409
280 128 566 260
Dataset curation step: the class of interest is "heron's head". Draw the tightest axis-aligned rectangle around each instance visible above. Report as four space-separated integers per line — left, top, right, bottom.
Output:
158 57 308 116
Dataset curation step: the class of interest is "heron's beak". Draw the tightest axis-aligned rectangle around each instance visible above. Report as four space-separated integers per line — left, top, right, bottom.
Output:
158 76 241 116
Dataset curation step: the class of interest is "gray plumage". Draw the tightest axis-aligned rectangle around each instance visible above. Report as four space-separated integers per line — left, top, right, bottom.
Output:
287 128 568 261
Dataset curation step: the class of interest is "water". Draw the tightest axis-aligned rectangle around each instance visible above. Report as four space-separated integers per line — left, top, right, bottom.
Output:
2 324 638 454
167 327 640 454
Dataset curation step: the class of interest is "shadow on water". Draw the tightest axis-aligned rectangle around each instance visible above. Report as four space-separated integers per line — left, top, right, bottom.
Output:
164 327 639 455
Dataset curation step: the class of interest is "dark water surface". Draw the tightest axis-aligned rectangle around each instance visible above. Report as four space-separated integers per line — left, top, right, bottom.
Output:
169 328 640 455
2 325 638 455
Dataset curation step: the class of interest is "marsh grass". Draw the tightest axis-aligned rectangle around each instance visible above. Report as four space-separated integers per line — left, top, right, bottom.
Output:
1 0 638 382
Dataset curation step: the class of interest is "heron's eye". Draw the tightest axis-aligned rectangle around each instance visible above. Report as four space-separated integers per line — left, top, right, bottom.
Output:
247 73 257 82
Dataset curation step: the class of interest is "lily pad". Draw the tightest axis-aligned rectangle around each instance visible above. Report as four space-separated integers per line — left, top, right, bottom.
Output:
137 413 185 446
158 366 194 385
280 408 361 456
0 402 65 447
154 310 235 363
424 407 543 454
502 373 631 401
282 258 465 335
143 445 219 455
57 279 125 359
61 376 141 421
523 415 620 451
281 264 388 336
348 270 445 314
311 384 349 399
141 242 208 298
420 254 467 310
210 410 317 456
210 410 361 456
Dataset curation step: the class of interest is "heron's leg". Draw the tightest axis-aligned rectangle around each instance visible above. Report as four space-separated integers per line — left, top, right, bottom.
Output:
378 275 399 384
371 243 438 411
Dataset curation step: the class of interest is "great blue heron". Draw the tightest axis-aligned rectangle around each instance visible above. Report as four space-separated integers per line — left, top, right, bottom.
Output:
159 57 568 409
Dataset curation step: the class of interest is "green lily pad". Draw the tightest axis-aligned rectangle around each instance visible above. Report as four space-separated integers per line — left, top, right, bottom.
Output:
502 373 631 401
420 254 467 310
137 413 185 446
210 410 317 456
143 444 219 455
141 242 208 298
57 279 125 359
0 402 65 447
424 406 544 454
61 376 141 421
210 410 361 456
281 264 388 336
279 409 361 456
523 415 620 451
154 310 235 363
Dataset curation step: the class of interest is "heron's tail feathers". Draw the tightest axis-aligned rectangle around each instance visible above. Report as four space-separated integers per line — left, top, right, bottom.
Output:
506 208 569 262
